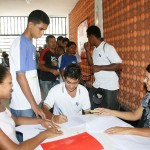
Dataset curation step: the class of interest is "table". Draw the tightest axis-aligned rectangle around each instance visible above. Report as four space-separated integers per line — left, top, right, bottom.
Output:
16 114 150 150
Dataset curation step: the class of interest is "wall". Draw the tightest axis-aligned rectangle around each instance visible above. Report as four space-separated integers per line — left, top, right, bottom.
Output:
69 0 95 86
69 0 150 110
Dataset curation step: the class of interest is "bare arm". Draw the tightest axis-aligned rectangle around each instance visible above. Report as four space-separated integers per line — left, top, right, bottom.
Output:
12 115 57 128
84 42 93 66
59 69 65 81
0 128 62 150
16 72 45 119
105 127 150 137
91 63 122 73
95 106 144 121
38 61 59 76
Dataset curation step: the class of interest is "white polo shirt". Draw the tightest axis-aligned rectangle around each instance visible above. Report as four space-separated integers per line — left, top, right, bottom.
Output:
44 82 91 116
92 41 122 90
0 108 19 144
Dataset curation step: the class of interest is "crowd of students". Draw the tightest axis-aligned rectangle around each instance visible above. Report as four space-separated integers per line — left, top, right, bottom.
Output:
0 9 150 150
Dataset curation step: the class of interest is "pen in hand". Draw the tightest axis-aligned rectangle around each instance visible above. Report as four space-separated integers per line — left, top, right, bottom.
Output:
58 107 63 115
57 107 68 123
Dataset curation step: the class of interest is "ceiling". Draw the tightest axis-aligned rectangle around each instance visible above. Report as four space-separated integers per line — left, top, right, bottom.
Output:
0 0 79 16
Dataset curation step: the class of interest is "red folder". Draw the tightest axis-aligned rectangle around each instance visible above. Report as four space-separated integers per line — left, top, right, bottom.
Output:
41 132 104 150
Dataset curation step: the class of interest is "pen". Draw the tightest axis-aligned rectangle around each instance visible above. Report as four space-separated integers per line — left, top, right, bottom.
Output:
58 107 63 115
34 127 45 131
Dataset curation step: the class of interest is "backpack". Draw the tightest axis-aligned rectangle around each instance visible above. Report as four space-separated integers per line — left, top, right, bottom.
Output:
103 42 121 79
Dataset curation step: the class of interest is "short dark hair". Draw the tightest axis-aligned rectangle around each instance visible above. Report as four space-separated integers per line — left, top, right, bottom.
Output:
57 36 63 41
28 10 50 25
62 37 69 43
64 64 82 80
46 35 55 43
0 64 8 83
87 25 101 38
67 41 76 47
146 64 150 73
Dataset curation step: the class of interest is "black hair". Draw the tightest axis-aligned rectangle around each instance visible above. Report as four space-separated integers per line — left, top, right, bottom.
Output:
0 64 8 84
3 53 9 59
64 64 82 80
86 25 101 38
58 45 65 52
146 64 150 73
67 41 76 47
57 36 63 41
62 37 69 43
46 35 55 43
28 10 50 25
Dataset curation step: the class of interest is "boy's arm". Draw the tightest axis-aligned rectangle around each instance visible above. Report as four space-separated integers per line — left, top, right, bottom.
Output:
16 72 45 119
38 60 59 76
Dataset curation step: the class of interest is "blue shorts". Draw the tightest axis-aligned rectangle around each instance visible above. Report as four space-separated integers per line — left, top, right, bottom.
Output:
10 108 36 118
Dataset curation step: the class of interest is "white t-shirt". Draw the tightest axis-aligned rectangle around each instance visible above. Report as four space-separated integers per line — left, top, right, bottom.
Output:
92 41 122 90
9 35 41 110
44 82 91 116
0 108 19 144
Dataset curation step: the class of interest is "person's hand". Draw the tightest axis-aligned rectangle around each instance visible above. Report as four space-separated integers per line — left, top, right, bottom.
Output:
105 127 132 135
32 104 46 119
43 127 63 139
91 65 101 73
94 108 113 116
84 42 91 51
40 119 60 129
51 69 59 76
53 115 68 124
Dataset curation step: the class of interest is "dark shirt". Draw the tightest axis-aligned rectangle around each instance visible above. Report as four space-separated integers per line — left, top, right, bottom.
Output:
137 92 150 128
39 49 58 82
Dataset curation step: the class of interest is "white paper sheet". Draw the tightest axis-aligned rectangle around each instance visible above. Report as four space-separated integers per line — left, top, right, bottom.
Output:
109 134 150 150
62 115 86 128
86 116 133 133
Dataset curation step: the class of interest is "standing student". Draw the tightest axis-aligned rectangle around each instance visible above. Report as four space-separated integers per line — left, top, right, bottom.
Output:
38 35 59 100
84 25 122 110
0 64 62 149
9 10 50 118
59 41 77 82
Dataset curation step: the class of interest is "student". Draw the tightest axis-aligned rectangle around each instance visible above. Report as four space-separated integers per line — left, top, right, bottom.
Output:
0 65 62 150
42 64 91 124
94 64 150 137
38 35 59 100
84 25 122 110
57 36 63 47
9 10 49 118
59 41 77 82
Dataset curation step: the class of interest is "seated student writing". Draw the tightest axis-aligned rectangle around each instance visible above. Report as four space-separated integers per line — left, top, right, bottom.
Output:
93 64 150 137
0 65 62 150
42 63 91 124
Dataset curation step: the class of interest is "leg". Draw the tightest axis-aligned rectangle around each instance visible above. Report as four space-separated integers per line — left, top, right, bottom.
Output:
89 86 101 109
100 89 119 110
40 80 50 100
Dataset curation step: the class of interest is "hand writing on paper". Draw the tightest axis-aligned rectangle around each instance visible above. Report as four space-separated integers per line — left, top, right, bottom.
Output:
53 115 68 124
105 127 132 135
